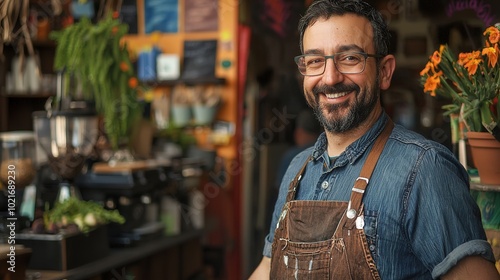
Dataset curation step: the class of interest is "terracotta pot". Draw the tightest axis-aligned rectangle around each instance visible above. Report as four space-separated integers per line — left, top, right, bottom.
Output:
466 131 500 185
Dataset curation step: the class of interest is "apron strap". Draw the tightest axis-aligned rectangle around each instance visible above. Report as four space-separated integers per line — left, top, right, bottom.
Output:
344 119 394 229
285 155 313 202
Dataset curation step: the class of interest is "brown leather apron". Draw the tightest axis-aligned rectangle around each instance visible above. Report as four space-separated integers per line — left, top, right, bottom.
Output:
270 120 394 279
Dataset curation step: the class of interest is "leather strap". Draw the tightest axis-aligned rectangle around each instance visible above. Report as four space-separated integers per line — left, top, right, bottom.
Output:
285 155 313 202
345 119 394 229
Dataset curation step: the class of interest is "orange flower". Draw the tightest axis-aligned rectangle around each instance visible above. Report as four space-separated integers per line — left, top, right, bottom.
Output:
119 62 129 72
423 71 442 96
463 58 482 76
482 47 498 68
484 26 500 44
458 51 481 67
113 11 120 19
430 49 442 65
420 25 500 133
111 26 119 35
420 61 435 76
128 77 138 89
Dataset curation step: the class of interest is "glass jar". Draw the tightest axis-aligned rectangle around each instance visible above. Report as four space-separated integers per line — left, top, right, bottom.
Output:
0 131 36 189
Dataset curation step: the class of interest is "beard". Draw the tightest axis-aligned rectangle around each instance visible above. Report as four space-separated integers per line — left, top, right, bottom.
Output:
310 79 379 133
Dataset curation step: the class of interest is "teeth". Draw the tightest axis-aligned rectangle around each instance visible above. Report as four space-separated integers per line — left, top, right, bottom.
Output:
325 92 349 98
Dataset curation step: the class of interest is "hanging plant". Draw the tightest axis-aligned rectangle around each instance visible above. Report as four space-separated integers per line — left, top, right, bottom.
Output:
49 13 143 150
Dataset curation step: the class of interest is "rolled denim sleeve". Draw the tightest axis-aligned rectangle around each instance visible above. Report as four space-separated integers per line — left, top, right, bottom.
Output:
432 240 495 278
262 235 273 258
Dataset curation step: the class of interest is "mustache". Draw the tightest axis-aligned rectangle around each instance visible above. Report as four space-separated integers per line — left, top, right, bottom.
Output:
312 83 360 95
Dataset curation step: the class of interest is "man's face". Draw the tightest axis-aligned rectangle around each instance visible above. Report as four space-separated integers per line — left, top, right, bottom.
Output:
302 14 382 133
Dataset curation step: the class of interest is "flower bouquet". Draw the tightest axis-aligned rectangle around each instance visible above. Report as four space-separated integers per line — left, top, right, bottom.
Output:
420 24 500 141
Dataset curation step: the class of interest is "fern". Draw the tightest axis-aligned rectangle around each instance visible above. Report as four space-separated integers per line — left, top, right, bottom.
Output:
49 14 143 149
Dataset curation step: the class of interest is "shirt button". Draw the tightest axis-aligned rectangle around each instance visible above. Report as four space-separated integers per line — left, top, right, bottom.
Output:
321 181 329 189
369 245 376 251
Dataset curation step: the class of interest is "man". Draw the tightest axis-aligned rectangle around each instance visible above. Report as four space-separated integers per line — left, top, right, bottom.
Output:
250 0 499 279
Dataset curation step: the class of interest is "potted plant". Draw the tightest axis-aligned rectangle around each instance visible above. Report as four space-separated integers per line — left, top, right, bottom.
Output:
49 13 143 151
420 24 500 184
171 84 195 127
192 84 221 126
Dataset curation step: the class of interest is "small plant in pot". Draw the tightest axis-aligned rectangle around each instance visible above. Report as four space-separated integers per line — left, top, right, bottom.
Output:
171 84 195 127
193 84 221 126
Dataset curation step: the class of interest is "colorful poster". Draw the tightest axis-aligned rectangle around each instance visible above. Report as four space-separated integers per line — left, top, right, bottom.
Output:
144 0 178 33
184 0 218 32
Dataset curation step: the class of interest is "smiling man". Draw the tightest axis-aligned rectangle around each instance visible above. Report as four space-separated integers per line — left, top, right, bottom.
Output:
249 0 499 279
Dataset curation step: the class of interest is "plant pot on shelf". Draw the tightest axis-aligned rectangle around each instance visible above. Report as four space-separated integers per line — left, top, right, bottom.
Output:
466 131 500 185
172 105 192 127
193 104 219 126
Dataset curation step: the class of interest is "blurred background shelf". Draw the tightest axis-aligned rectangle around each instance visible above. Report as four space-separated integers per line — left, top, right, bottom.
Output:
470 182 500 193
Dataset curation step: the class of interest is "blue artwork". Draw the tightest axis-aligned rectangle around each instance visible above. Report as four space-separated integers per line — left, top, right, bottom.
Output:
71 0 94 19
144 0 178 33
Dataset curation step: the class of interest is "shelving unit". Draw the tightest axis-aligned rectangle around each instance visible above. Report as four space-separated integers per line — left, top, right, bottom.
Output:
0 93 53 131
0 38 57 132
1 0 242 277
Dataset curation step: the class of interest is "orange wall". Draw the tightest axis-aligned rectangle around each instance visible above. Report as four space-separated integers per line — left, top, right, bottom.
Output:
122 0 239 161
122 1 242 279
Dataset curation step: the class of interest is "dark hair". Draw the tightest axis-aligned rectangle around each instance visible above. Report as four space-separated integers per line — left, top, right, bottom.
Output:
298 0 390 56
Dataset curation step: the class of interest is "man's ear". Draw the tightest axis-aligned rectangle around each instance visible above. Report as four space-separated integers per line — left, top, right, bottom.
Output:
379 54 396 90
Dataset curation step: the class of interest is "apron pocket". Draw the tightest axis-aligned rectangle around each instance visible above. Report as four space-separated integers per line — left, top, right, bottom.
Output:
278 239 333 280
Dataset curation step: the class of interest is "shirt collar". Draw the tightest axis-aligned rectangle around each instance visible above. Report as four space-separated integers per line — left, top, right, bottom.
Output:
311 112 389 164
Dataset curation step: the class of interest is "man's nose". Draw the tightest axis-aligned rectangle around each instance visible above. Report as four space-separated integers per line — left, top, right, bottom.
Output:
322 59 344 85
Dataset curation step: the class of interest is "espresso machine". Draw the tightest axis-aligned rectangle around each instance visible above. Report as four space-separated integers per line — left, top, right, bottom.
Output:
74 159 181 247
32 108 179 246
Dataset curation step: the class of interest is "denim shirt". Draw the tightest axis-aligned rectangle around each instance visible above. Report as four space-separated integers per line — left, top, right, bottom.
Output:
263 113 494 279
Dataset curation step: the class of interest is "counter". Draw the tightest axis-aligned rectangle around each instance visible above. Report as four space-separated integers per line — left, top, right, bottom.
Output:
26 229 204 280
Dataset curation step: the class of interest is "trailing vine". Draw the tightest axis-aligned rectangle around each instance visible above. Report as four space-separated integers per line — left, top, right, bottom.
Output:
49 14 142 150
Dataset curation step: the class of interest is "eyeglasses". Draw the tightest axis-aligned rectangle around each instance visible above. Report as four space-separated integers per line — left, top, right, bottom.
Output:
294 51 383 76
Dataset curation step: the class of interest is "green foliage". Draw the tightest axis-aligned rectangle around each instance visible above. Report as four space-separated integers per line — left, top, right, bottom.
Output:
44 197 125 234
156 126 197 152
50 15 143 149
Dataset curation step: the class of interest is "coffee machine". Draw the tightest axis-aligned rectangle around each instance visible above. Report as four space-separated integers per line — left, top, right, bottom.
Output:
74 160 180 247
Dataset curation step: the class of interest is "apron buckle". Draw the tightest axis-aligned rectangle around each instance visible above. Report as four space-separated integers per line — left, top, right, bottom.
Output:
346 201 357 219
346 208 357 219
356 176 369 184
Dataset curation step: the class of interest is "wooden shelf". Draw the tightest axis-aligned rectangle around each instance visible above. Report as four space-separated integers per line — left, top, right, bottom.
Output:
142 77 226 87
31 39 57 47
470 182 500 192
2 92 54 98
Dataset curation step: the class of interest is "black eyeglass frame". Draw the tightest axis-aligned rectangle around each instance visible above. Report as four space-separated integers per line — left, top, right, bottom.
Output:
294 51 384 76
